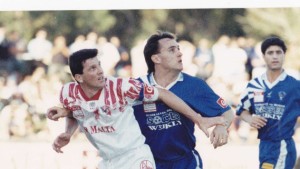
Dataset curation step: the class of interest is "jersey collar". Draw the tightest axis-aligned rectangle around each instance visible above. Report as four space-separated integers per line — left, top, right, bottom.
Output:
261 70 287 88
149 72 183 90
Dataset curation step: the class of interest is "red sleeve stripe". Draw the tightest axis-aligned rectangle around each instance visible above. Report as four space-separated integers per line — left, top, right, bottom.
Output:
109 80 117 106
117 78 124 105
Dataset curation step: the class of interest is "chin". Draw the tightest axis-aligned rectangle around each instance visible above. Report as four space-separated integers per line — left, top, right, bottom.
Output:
98 83 105 89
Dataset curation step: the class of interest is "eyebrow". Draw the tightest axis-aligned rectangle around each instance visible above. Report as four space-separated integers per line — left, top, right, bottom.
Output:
167 45 178 50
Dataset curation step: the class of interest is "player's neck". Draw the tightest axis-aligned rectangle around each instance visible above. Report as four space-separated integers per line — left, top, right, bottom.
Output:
266 69 283 83
153 70 180 88
80 84 102 98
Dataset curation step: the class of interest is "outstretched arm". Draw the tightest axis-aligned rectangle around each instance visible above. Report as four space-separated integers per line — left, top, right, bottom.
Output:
47 106 71 121
157 88 226 137
210 109 234 149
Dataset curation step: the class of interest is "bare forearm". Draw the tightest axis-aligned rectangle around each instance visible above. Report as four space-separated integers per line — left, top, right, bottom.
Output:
157 88 199 123
65 116 79 136
221 109 234 129
239 110 252 124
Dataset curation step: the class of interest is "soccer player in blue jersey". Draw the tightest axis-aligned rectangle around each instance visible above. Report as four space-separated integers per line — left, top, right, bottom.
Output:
236 36 300 169
133 31 234 169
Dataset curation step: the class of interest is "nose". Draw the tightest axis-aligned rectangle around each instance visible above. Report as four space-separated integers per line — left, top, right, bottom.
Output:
178 50 183 58
97 66 103 74
272 53 279 59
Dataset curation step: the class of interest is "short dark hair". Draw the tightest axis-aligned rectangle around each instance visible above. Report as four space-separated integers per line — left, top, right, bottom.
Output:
69 48 98 77
261 36 287 55
144 31 176 73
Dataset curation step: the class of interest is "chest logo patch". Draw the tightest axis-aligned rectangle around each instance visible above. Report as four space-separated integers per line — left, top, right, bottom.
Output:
254 91 264 102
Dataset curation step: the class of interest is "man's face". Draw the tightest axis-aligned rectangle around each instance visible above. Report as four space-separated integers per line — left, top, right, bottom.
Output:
263 45 285 71
156 38 183 72
79 57 105 90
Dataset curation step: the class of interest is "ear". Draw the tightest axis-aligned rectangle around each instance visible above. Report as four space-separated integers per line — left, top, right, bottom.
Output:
151 54 161 64
74 74 83 83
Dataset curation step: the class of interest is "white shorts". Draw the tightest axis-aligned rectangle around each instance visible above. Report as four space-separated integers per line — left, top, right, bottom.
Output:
98 144 156 169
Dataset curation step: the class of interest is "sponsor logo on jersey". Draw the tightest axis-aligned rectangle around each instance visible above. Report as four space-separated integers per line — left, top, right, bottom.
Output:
217 98 227 108
83 125 115 134
254 103 285 120
140 160 154 169
147 111 182 130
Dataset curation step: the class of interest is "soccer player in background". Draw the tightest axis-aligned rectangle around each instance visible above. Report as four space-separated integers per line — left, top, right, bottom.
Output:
47 48 225 169
236 36 300 169
133 31 234 169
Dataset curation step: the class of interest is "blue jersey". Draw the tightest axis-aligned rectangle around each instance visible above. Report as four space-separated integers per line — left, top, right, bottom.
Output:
236 71 300 141
133 73 230 162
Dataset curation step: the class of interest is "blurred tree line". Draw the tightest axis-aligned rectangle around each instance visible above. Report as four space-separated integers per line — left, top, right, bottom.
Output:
0 8 299 70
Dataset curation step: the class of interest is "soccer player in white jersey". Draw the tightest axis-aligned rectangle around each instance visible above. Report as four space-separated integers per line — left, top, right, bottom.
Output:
236 36 300 169
47 48 225 169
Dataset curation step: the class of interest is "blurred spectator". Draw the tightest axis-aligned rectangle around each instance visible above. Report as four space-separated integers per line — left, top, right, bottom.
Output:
97 36 120 76
17 66 47 115
194 38 214 80
82 31 98 49
130 39 147 78
110 36 132 77
237 37 261 79
0 25 22 79
179 40 198 76
0 24 10 63
251 41 266 79
27 29 53 66
51 35 69 66
211 34 231 79
69 34 85 54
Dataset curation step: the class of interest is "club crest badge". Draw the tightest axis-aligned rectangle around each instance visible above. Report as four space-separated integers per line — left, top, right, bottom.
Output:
217 97 227 108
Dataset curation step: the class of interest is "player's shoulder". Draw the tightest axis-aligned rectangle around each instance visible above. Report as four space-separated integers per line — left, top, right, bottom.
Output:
285 74 300 88
62 81 77 88
285 74 298 82
181 73 206 84
246 75 264 87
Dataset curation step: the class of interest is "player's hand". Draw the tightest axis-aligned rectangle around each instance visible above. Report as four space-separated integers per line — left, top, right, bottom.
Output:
249 115 267 129
196 115 226 138
52 133 71 153
210 125 228 149
47 106 70 121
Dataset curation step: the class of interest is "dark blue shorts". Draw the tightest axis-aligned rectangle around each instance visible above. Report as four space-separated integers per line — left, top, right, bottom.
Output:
155 150 202 169
259 138 296 169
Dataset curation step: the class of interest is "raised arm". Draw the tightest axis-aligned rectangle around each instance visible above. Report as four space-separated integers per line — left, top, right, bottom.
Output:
156 88 226 137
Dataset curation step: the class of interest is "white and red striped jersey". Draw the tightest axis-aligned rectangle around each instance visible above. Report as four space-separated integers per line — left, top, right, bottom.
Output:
60 76 159 160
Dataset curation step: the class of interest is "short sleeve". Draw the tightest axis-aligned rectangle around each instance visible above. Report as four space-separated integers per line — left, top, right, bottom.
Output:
59 82 77 110
236 87 252 116
123 78 159 104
